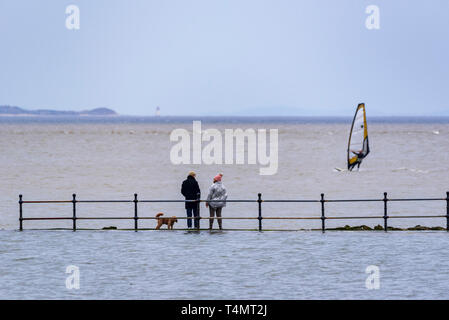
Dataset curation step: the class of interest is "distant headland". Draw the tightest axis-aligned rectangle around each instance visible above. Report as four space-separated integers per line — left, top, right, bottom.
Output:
0 105 117 116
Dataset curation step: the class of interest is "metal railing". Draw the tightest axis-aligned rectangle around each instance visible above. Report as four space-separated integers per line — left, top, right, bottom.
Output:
18 192 449 232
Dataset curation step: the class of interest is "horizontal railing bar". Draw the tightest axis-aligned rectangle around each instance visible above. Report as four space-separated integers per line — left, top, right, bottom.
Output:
325 199 382 203
22 215 447 221
79 217 258 220
21 198 447 204
22 200 133 204
77 200 133 203
323 199 444 203
263 200 320 203
388 198 445 202
261 217 321 220
205 200 258 203
21 199 258 204
139 200 257 203
22 216 318 221
20 227 449 232
326 215 446 219
325 216 384 219
22 201 72 204
388 215 446 218
23 217 258 220
139 217 258 220
76 217 134 220
132 200 184 203
21 228 285 232
22 217 73 220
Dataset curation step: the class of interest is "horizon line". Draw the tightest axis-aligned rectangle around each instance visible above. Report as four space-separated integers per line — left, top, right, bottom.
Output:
2 113 449 118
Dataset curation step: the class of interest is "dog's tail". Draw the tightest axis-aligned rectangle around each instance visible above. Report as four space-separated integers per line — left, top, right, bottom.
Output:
156 212 164 218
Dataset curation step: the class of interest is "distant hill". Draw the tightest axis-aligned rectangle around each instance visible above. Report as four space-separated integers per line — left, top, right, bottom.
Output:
0 106 117 116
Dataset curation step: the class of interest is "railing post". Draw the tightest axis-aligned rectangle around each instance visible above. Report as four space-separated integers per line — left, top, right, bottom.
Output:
446 191 449 232
383 192 388 232
72 194 77 231
19 194 23 231
320 193 325 233
258 193 263 231
134 193 138 231
196 192 201 230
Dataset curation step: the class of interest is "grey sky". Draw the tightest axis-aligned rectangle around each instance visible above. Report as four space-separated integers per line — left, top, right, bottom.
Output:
0 0 448 116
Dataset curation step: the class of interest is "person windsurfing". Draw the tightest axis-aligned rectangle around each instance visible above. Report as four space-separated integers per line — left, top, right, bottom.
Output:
348 149 365 171
347 103 370 171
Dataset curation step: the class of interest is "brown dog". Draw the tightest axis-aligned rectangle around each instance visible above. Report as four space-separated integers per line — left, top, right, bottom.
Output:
155 213 178 230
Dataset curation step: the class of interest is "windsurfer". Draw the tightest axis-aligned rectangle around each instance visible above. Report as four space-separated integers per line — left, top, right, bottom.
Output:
349 150 365 171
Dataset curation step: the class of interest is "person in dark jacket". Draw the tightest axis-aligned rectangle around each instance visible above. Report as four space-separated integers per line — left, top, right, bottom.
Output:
181 171 201 229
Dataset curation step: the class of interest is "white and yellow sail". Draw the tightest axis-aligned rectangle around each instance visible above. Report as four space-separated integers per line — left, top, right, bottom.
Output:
347 103 370 171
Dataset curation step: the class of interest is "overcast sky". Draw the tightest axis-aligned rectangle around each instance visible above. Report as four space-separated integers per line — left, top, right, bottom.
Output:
0 0 448 116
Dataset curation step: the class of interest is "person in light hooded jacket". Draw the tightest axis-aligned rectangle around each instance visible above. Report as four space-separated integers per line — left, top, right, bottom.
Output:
205 173 227 230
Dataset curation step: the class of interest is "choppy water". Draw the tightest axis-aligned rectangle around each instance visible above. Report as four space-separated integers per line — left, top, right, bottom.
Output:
1 117 448 231
2 230 449 299
1 117 449 299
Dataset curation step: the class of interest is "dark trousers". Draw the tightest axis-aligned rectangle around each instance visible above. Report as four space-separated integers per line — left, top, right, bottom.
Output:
186 207 200 229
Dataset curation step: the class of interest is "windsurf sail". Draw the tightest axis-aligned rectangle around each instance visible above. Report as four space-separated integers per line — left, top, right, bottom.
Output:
347 103 370 171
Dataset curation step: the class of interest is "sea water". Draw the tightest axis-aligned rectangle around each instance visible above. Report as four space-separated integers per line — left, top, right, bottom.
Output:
0 116 448 299
2 230 449 299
